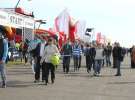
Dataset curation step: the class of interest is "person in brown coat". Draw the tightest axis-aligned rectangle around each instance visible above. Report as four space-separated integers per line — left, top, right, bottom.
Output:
131 46 135 68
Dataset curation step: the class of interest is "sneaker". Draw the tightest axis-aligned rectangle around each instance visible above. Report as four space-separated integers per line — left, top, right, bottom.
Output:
44 82 48 85
97 73 101 77
115 74 121 76
34 80 40 83
87 69 90 73
42 80 45 82
2 84 6 88
51 80 54 84
93 73 97 76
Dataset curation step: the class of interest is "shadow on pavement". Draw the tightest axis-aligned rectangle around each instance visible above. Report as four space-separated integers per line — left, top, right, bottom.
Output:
64 72 91 78
6 80 34 88
108 81 135 85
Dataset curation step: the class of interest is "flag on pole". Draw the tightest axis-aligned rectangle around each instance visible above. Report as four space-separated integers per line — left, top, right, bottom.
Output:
55 9 70 38
75 20 86 40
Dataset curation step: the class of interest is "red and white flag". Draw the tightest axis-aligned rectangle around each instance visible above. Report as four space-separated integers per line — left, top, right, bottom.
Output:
55 9 70 38
75 20 86 40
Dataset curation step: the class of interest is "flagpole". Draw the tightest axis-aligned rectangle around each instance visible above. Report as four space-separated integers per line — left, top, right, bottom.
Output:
15 0 21 8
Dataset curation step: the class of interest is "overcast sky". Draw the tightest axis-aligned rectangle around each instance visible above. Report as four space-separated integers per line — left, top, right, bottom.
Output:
0 0 135 47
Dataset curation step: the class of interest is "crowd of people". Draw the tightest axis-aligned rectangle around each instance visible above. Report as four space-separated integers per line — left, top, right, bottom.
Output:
62 40 127 76
1 26 135 88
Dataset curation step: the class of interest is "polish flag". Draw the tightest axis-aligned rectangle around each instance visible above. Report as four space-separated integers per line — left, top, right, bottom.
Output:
55 9 70 38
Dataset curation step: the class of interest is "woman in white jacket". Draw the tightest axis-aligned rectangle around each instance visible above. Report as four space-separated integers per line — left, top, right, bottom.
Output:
41 38 60 85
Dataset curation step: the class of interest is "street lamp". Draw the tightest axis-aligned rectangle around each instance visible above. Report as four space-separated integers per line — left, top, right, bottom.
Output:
15 0 21 8
15 0 32 8
35 20 47 29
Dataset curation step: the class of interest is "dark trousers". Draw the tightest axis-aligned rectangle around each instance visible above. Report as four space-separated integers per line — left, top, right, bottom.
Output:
35 56 41 80
73 56 79 71
43 63 55 83
63 56 71 73
22 51 28 64
79 56 82 68
113 57 117 68
86 56 93 72
116 59 121 75
131 59 135 68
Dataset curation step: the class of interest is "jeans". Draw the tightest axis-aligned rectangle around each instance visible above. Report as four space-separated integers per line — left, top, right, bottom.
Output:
35 56 41 80
106 55 111 66
94 60 102 74
0 63 6 85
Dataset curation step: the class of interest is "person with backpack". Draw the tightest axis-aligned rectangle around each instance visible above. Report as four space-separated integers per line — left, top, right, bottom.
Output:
0 28 8 88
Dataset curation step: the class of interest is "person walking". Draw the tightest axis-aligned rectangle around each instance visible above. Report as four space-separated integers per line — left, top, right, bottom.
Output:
22 39 29 65
41 38 60 85
72 40 82 71
84 44 91 73
94 44 104 76
131 46 135 68
104 43 112 67
0 28 8 88
33 37 46 83
112 43 117 68
130 46 135 68
62 40 72 73
113 43 123 76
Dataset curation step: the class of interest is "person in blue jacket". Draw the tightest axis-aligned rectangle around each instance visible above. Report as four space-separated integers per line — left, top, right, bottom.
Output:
0 28 8 88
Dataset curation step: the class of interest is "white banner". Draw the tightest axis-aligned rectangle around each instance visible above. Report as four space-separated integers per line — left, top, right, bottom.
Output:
0 10 8 26
75 20 86 40
24 18 34 29
8 13 24 28
55 9 70 37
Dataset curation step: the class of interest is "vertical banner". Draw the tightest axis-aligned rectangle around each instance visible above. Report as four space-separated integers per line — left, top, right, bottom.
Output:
96 32 101 44
75 20 86 41
55 9 70 38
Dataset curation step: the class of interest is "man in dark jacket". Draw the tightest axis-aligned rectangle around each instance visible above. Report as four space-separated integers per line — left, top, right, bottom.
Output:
33 37 46 83
113 43 123 76
85 44 96 73
104 43 112 67
62 40 72 73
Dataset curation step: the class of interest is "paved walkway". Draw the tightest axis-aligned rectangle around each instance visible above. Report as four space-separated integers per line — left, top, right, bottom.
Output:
0 55 135 100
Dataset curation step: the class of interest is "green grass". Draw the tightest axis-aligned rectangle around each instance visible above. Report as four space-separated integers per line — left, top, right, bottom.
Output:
6 61 24 66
